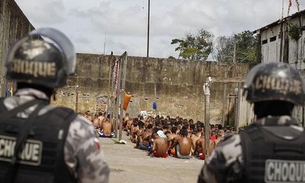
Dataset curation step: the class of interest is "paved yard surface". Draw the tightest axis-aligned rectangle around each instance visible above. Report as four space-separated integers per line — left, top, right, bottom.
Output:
99 133 205 183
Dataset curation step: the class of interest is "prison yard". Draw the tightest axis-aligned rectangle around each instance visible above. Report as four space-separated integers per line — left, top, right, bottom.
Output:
101 130 204 183
85 109 238 183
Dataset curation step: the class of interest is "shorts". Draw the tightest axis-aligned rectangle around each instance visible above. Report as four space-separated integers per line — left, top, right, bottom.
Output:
98 129 114 138
139 142 151 151
196 150 205 160
175 145 191 159
153 151 168 158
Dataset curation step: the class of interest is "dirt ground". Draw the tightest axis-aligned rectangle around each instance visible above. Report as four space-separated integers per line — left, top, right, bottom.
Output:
99 133 205 183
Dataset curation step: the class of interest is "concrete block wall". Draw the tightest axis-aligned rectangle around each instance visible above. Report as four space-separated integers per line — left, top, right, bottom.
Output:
54 53 250 122
0 0 34 96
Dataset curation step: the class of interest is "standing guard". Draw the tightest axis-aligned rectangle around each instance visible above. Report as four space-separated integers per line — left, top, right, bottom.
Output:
198 62 305 183
0 28 109 183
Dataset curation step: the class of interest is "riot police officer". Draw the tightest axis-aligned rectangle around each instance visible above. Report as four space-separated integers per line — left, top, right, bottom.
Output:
198 62 305 183
0 28 110 183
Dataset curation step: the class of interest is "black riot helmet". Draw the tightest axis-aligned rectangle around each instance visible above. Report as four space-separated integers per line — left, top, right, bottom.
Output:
243 62 305 105
5 28 76 89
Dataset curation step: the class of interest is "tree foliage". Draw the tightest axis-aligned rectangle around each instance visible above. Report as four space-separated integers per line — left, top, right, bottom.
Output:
172 29 258 63
171 29 214 61
234 30 258 63
214 30 258 63
214 36 234 62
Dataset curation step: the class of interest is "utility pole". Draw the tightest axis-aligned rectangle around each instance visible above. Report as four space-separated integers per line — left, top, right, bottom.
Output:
146 0 150 58
235 82 242 133
119 52 128 140
75 74 79 112
233 43 236 63
221 71 227 126
279 0 284 62
103 31 106 55
203 77 212 159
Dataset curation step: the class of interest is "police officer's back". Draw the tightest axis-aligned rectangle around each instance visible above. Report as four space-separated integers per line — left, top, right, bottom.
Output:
0 28 110 183
198 62 305 183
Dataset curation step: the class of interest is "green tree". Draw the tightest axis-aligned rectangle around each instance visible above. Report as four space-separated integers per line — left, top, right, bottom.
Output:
234 30 257 63
214 36 234 62
214 30 258 63
171 29 214 61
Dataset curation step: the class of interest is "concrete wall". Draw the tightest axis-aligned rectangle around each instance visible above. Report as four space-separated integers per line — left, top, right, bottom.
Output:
54 53 250 122
0 0 35 96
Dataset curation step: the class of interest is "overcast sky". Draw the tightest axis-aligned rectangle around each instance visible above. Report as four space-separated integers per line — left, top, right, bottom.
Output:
15 0 304 59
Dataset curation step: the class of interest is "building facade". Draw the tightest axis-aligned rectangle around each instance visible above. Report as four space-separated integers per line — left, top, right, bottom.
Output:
254 10 305 125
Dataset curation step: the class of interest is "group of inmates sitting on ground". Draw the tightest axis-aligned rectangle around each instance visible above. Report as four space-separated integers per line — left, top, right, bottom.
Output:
80 111 115 138
125 114 236 159
81 111 237 159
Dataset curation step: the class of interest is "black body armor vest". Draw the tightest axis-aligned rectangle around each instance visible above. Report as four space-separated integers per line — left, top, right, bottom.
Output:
240 124 305 183
0 100 77 183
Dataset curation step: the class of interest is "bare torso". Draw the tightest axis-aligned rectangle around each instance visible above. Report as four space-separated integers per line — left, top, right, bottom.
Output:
142 130 152 146
191 135 201 150
130 125 139 143
101 122 113 136
98 115 104 126
166 133 176 148
177 136 192 155
93 118 99 128
196 137 214 154
154 137 168 155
